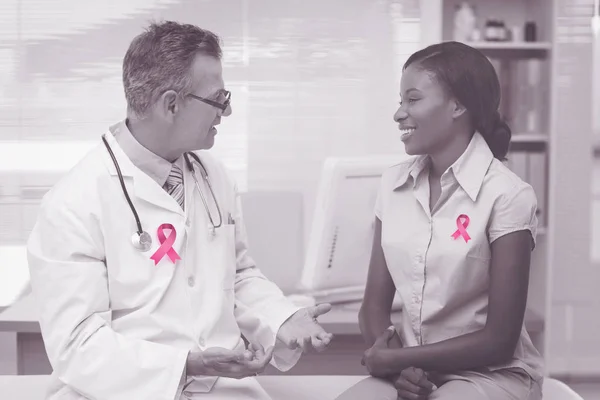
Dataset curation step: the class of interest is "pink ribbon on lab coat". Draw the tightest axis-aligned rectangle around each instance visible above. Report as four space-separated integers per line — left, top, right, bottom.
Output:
451 214 471 243
150 223 181 265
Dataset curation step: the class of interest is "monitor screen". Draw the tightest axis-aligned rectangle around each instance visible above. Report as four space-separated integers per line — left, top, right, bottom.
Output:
300 155 408 296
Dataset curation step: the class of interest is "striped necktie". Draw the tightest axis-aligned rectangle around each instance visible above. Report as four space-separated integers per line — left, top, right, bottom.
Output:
164 163 185 210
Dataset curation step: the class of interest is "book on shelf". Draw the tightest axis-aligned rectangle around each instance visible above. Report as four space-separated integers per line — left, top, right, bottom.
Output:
510 59 544 134
487 55 546 135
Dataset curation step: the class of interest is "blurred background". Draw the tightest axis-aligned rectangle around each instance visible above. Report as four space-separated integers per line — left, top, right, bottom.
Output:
0 0 598 397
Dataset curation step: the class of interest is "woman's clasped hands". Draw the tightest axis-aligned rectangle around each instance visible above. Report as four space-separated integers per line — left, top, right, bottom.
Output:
362 327 437 399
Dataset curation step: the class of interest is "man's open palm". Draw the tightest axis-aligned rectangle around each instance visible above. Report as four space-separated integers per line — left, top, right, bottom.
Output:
277 303 334 352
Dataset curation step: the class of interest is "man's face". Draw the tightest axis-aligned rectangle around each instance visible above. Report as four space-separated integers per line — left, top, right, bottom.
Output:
169 54 232 153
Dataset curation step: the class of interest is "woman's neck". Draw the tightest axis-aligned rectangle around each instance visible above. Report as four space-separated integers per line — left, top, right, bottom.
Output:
428 132 472 178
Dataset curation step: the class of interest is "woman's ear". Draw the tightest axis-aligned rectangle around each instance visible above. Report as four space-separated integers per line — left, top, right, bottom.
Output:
451 99 467 119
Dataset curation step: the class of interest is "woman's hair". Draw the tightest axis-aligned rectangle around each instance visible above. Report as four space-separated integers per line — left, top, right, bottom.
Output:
403 41 511 160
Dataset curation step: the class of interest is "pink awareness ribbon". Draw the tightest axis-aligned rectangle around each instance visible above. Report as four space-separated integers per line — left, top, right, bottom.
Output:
150 223 181 265
451 214 471 243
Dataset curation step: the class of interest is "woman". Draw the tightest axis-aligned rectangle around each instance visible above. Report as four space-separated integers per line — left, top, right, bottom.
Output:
336 41 543 399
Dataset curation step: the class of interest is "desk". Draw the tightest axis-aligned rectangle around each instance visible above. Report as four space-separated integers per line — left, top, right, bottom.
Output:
0 295 544 376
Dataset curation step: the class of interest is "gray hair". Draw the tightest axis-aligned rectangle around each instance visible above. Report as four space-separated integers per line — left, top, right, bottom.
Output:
122 20 222 118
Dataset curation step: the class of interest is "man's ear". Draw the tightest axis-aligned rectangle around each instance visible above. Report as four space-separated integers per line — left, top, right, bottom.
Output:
159 90 179 119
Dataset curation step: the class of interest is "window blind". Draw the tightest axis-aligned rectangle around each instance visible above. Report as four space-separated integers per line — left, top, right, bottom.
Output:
0 0 422 244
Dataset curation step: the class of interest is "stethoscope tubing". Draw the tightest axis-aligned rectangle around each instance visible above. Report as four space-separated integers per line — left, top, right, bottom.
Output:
102 135 144 236
102 135 223 238
184 152 223 230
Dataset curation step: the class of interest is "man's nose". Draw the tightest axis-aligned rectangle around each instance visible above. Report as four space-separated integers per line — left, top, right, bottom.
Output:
222 103 232 117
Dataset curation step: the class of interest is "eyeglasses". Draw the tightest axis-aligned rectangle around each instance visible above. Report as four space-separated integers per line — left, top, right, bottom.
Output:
187 90 231 112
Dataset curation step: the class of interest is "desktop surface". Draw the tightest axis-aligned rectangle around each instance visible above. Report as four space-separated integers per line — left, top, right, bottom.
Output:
0 293 543 336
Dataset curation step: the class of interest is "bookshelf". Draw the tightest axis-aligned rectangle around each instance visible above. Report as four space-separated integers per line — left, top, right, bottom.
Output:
421 0 554 368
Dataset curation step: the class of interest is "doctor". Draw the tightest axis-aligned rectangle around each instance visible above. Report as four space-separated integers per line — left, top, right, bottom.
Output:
26 21 333 400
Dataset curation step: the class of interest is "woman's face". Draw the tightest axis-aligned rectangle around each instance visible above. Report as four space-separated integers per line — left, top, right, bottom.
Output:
394 64 458 156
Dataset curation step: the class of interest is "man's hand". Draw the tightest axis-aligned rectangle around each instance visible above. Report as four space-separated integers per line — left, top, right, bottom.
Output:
394 367 436 400
277 303 334 352
186 344 274 379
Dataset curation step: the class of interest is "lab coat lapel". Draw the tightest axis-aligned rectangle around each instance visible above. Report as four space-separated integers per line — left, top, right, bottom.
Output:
100 132 184 215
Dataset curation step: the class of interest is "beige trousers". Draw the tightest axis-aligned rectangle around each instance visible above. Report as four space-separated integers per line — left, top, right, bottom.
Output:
334 368 542 400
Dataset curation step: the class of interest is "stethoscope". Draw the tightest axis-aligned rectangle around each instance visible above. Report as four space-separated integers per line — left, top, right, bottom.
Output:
101 135 223 252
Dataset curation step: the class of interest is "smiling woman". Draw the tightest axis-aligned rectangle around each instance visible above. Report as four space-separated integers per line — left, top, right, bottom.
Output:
336 41 543 400
396 41 511 164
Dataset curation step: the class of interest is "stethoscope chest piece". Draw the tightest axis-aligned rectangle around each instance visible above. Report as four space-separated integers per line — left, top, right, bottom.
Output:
208 225 216 241
132 231 152 252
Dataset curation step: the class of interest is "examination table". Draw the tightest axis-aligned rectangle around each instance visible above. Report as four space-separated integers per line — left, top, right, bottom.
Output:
0 374 585 399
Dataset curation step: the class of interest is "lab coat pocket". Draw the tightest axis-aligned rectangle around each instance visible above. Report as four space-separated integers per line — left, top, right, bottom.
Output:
211 224 237 323
212 224 236 291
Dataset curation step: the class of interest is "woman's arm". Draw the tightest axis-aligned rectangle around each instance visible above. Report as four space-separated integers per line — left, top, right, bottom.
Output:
359 217 402 348
368 229 532 375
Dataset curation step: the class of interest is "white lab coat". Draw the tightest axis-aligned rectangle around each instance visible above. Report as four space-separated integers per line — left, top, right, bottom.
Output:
26 131 303 400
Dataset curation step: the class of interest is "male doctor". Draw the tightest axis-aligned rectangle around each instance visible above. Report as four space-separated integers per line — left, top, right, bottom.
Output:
26 21 333 400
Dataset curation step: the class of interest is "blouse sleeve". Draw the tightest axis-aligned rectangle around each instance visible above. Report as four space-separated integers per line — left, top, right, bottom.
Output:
488 183 539 250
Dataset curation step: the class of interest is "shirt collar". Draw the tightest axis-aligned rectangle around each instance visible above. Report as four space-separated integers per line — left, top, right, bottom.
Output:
393 132 494 201
109 120 179 187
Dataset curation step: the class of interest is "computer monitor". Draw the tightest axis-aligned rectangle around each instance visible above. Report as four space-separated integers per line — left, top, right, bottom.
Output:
299 155 409 306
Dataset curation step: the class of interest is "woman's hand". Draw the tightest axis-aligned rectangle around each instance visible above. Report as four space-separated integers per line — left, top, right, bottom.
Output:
361 328 399 378
388 326 404 349
394 367 436 400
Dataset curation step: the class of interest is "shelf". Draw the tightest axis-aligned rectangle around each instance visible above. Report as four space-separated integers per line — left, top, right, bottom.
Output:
456 41 552 59
464 41 552 51
511 133 548 144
